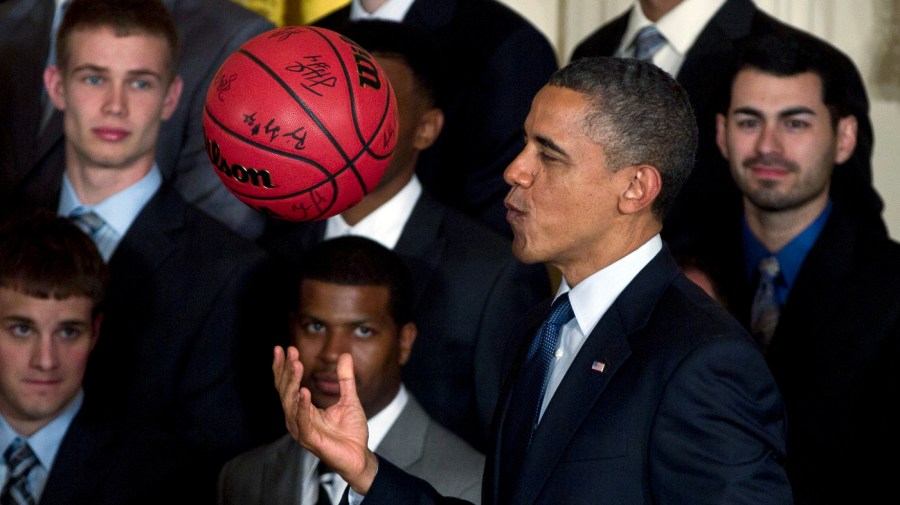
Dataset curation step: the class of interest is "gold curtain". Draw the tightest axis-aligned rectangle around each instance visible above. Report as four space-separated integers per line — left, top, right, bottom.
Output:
233 0 351 26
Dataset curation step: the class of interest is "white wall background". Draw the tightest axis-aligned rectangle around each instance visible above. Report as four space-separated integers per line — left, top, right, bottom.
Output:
499 0 900 240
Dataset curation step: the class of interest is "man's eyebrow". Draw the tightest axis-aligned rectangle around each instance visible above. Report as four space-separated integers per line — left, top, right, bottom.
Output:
535 134 569 159
732 106 816 118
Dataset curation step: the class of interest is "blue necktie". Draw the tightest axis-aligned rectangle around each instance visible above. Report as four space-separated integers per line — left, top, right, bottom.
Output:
750 256 782 351
633 25 666 62
500 294 573 495
1 437 39 505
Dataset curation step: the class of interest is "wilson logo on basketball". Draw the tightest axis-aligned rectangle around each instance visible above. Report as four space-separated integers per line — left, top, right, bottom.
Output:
205 137 276 189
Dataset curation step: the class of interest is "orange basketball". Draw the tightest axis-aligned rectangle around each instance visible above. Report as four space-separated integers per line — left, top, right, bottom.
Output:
203 26 398 221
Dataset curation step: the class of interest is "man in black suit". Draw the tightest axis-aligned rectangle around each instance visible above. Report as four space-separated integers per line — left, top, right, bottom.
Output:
570 0 885 253
710 32 900 505
313 0 558 237
262 20 551 452
0 211 209 504
0 0 274 239
273 57 793 505
31 0 286 495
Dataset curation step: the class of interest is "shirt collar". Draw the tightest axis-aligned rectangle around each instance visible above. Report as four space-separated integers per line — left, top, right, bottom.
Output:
559 235 663 338
742 200 833 290
0 391 83 471
621 0 727 56
324 175 421 249
349 0 415 21
58 165 163 238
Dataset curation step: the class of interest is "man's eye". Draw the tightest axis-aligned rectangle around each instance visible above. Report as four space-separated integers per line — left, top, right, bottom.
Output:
59 327 82 340
85 75 103 85
131 80 151 90
10 324 32 337
354 327 373 338
304 322 325 333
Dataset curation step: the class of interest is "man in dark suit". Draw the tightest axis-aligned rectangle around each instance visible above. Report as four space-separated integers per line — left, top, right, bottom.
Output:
261 20 551 452
28 0 286 495
313 0 558 237
710 32 900 505
273 57 793 504
219 236 484 505
570 0 885 254
0 0 274 239
0 211 209 504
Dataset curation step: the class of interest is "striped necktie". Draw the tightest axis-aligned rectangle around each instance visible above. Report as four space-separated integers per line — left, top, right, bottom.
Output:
750 256 782 351
633 25 666 62
1 437 39 505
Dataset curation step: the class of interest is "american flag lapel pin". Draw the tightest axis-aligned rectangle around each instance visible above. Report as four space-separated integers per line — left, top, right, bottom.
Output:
591 361 606 373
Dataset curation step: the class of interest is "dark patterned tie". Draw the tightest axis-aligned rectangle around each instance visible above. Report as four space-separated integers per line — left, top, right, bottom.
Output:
750 256 782 351
500 294 573 497
316 461 335 505
1 438 39 505
633 25 666 62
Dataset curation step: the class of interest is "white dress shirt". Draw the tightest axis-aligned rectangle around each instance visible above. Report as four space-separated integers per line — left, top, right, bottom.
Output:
617 0 727 77
349 0 415 21
324 175 421 249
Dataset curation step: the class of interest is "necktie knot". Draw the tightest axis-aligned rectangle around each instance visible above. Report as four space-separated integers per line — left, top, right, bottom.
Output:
69 208 106 238
2 437 39 505
633 25 666 62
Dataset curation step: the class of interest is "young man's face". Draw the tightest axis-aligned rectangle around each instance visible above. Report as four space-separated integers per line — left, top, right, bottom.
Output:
716 68 857 214
44 26 182 173
0 287 99 436
292 280 415 418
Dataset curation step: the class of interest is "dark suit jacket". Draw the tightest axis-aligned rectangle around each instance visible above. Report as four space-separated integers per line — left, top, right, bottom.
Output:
570 0 885 251
261 190 551 451
74 184 288 484
315 0 559 236
708 207 900 505
0 0 274 239
39 404 211 505
360 245 793 505
218 394 484 504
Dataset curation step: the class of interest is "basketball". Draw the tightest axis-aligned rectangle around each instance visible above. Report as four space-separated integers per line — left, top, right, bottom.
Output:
202 26 398 221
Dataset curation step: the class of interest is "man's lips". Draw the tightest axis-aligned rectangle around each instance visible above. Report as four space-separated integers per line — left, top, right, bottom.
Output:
310 372 340 395
93 127 130 141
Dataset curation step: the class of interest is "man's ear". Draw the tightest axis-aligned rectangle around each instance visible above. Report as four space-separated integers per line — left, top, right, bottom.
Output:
160 75 184 121
44 65 66 111
619 164 661 215
715 113 729 160
413 107 444 151
90 313 103 351
834 114 858 165
397 322 417 366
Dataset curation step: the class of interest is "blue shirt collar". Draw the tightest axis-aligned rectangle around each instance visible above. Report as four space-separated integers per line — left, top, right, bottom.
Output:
58 165 162 238
743 200 832 297
1 391 83 471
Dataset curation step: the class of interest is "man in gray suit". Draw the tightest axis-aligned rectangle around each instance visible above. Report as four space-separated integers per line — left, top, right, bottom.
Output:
218 236 484 505
0 0 273 239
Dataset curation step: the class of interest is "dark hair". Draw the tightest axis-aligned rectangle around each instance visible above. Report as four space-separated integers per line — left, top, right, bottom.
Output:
57 0 180 81
727 30 856 128
0 210 108 316
338 19 442 108
297 236 414 326
548 57 697 218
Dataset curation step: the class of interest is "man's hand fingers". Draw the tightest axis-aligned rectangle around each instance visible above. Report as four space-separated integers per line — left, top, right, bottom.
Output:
336 353 360 407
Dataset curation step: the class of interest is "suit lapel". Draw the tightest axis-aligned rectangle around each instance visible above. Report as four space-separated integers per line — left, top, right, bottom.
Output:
393 192 446 306
498 248 681 504
260 437 307 502
375 395 428 469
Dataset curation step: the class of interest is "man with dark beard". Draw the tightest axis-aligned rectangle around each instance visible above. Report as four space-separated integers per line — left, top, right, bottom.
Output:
711 31 900 505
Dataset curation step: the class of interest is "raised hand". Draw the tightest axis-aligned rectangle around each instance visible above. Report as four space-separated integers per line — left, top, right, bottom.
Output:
273 346 379 494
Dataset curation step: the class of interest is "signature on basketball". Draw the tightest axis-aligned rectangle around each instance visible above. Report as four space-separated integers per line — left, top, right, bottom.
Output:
215 73 238 102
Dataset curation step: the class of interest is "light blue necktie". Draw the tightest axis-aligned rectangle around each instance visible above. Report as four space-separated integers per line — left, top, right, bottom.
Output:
69 208 116 261
633 25 666 62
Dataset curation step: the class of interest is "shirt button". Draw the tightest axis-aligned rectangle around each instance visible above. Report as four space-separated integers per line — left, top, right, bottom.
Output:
555 348 564 358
